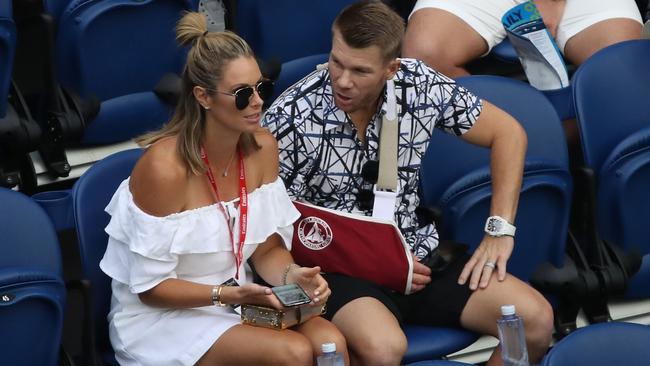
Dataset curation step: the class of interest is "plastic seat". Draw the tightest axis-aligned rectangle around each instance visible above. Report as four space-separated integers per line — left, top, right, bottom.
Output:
72 148 143 366
54 0 192 144
270 53 329 102
541 322 650 366
235 0 356 63
403 326 478 364
421 75 572 282
572 39 650 298
0 0 15 119
0 187 67 366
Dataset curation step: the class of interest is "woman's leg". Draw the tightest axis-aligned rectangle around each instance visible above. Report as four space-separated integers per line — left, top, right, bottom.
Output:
196 324 313 366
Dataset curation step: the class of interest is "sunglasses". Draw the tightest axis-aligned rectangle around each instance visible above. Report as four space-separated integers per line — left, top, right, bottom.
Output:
209 80 274 110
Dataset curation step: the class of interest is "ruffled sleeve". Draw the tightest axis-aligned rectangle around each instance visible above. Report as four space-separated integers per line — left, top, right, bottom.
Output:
244 178 300 249
99 178 300 294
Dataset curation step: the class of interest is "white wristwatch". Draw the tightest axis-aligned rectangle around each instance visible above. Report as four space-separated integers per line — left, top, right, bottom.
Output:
484 216 516 237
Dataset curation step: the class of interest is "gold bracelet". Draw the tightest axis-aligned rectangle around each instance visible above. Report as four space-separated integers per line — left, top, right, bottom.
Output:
282 263 300 285
211 285 227 307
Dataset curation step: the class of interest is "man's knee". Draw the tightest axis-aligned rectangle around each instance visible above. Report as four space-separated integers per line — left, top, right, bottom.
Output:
523 297 554 347
353 332 407 366
273 336 314 365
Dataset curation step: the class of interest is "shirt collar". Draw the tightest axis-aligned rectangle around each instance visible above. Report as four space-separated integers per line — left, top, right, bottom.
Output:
318 73 390 132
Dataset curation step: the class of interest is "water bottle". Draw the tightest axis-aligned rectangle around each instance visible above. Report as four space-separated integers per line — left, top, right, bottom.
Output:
317 342 345 366
497 304 530 366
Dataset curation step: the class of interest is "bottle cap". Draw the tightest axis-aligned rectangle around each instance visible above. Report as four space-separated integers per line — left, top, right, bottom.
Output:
501 304 516 316
321 342 336 353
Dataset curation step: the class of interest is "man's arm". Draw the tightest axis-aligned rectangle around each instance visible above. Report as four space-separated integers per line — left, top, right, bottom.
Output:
457 101 528 290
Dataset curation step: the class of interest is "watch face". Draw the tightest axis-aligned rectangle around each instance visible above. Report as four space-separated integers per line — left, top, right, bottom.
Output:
487 218 503 233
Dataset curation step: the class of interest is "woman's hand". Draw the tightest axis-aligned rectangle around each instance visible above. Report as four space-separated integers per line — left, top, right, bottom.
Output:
235 283 283 310
286 266 331 306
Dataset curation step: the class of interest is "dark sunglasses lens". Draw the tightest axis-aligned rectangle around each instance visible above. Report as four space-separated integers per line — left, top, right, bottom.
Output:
234 86 254 110
256 80 274 101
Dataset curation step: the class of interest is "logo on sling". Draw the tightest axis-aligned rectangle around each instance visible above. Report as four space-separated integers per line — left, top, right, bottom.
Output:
297 217 333 250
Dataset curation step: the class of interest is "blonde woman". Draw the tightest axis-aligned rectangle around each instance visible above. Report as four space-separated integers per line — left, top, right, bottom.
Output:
99 12 348 366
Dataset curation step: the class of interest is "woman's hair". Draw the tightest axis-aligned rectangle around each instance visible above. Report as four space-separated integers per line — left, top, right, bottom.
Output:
333 0 405 62
136 12 259 175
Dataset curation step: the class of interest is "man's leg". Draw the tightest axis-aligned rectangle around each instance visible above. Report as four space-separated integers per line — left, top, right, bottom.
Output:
403 8 488 77
460 274 554 366
563 18 642 65
331 297 407 366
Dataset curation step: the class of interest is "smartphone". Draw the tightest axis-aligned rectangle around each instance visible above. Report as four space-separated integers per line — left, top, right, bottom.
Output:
271 283 312 307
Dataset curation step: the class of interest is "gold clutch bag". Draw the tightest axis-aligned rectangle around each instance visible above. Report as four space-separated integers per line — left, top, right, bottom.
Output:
241 304 326 330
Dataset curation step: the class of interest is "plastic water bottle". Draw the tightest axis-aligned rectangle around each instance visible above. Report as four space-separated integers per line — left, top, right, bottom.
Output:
317 342 345 366
497 304 530 366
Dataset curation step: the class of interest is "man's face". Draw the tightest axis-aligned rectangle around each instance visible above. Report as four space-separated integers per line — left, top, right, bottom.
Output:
328 29 398 114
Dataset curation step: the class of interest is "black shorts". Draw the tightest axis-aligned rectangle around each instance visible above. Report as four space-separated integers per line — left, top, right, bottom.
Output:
322 251 473 328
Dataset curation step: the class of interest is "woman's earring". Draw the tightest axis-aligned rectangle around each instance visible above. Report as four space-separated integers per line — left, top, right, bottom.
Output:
203 105 210 110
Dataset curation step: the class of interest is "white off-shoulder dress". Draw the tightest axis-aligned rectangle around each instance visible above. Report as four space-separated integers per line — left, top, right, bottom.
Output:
99 177 300 366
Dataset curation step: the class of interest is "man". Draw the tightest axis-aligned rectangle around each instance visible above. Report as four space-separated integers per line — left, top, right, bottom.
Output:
262 1 553 365
403 0 643 78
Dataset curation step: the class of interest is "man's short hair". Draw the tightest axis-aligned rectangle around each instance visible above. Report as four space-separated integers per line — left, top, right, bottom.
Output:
333 0 405 62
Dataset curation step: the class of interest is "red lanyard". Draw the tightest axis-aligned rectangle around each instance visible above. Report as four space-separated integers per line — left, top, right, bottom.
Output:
200 146 248 279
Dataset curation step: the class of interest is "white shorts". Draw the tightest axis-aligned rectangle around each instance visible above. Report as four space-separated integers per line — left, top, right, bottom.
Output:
411 0 642 53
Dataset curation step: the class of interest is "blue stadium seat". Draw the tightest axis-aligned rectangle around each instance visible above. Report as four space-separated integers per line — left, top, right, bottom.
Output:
0 187 67 366
72 148 143 366
54 0 192 144
421 75 572 282
270 53 329 102
0 0 15 119
403 326 478 364
235 0 356 63
541 322 650 366
572 39 650 299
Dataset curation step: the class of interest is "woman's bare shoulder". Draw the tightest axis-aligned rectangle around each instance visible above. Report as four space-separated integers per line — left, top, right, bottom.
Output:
129 137 189 217
253 128 279 183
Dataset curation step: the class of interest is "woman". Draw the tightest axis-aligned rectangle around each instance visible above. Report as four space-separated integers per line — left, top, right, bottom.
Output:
99 12 348 365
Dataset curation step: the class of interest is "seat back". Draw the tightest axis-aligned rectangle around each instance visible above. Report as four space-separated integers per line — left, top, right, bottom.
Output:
572 39 650 174
235 0 356 63
0 187 66 366
72 148 143 357
572 40 650 297
541 322 650 366
421 75 571 281
55 0 191 144
0 0 16 118
270 53 329 103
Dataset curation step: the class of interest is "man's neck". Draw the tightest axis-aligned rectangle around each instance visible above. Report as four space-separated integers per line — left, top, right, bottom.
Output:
348 98 380 145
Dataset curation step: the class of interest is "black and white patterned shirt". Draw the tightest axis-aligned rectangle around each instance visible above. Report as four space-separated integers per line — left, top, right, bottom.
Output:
262 58 482 258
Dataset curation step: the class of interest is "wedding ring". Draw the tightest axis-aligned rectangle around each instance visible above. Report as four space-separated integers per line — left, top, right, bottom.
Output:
484 261 496 269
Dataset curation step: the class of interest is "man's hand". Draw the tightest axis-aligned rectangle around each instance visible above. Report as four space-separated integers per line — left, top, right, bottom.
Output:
533 0 567 39
457 235 514 290
411 253 432 293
